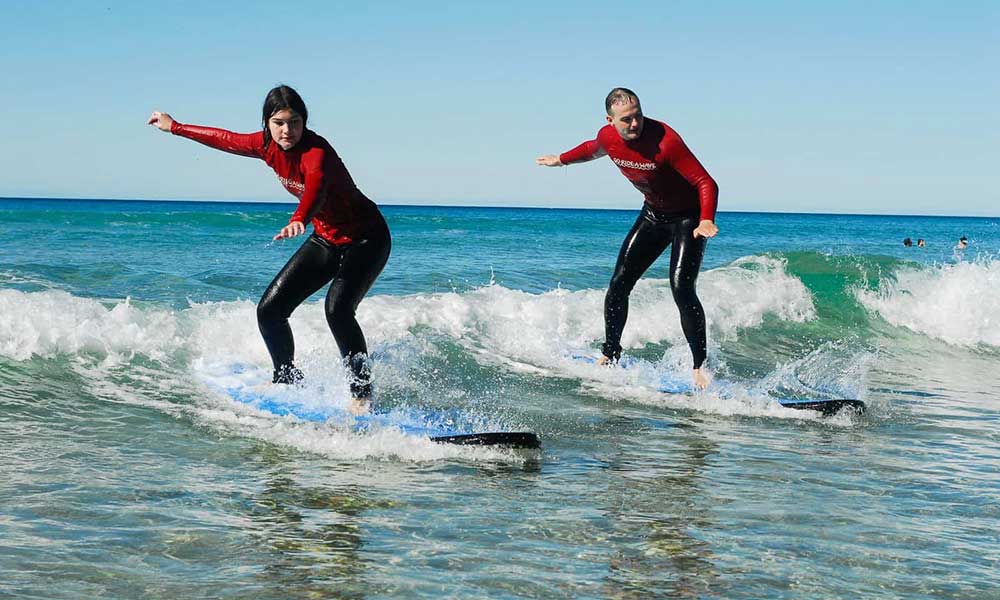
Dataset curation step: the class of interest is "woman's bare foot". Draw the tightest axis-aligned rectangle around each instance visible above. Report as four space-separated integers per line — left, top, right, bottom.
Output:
692 368 711 390
347 397 371 416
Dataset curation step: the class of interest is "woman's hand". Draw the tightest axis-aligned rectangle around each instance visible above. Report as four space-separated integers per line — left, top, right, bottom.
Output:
274 220 306 240
147 111 175 132
693 220 719 239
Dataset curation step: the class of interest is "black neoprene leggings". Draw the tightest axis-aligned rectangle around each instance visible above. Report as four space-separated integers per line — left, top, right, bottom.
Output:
602 206 708 369
257 214 391 398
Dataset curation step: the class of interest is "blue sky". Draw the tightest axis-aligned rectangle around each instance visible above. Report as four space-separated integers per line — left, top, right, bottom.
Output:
2 1 997 216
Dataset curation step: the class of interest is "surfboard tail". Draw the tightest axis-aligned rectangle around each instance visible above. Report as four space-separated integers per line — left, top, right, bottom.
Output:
430 432 541 449
778 398 866 416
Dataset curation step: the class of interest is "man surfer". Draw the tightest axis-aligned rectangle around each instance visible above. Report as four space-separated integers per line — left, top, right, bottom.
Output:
536 88 719 389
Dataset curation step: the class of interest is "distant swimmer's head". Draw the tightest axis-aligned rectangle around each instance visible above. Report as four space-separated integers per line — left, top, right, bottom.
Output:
263 85 307 151
605 87 644 141
958 236 968 249
903 237 913 247
917 238 925 247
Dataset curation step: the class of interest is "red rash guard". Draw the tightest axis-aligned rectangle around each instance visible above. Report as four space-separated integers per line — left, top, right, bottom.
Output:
559 119 718 222
170 122 380 245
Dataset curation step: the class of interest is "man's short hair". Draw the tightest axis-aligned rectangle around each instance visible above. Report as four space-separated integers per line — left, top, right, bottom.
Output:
605 87 640 114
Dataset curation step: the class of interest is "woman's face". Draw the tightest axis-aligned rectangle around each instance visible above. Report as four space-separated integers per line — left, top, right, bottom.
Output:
268 109 304 150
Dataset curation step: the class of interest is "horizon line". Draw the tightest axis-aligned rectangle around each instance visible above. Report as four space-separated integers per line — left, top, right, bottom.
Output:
1 195 996 220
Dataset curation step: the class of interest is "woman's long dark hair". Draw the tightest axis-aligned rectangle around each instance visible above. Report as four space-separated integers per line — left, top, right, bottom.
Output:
262 85 308 149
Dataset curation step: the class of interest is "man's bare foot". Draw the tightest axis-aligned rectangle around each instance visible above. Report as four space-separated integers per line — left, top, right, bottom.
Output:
347 397 371 416
692 368 711 390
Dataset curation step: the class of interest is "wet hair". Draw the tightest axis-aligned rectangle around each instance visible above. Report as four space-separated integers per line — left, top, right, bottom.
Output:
605 87 640 115
903 237 913 247
262 85 308 149
959 236 968 242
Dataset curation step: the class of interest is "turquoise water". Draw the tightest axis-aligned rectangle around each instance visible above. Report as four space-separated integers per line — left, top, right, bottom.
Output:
1 198 999 598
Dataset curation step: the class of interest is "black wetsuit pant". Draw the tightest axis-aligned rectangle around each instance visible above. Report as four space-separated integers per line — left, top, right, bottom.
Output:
602 206 708 369
257 213 391 398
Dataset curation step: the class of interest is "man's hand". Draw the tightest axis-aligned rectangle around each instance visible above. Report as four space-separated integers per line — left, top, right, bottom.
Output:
535 154 563 167
693 220 719 239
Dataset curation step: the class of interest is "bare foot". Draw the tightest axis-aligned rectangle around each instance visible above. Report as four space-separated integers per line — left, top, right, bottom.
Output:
597 355 610 366
347 397 371 416
692 368 711 390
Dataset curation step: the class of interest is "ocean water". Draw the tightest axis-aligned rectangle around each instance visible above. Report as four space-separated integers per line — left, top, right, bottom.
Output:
1 198 998 598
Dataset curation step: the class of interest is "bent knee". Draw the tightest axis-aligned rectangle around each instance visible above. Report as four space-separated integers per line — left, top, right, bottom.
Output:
670 275 698 296
325 298 358 323
671 286 702 309
257 298 288 323
608 273 640 297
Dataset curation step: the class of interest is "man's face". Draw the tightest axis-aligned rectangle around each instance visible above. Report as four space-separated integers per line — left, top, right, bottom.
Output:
607 100 644 141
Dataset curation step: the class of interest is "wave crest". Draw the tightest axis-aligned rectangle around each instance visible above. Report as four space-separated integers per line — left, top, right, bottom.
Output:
0 256 815 365
854 258 1000 347
0 290 181 361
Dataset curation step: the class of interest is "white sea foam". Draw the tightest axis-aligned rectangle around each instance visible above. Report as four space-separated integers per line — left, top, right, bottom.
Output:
544 339 870 425
0 255 814 366
1 256 831 449
359 254 815 366
0 289 181 362
71 358 517 463
854 259 1000 347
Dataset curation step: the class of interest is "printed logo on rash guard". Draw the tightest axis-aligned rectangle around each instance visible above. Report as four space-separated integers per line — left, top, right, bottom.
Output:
277 176 305 195
611 157 657 171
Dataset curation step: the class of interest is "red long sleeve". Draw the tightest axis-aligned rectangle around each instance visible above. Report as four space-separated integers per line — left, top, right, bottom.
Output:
288 150 327 224
562 121 718 221
559 139 603 165
168 122 379 245
661 132 718 222
170 122 263 158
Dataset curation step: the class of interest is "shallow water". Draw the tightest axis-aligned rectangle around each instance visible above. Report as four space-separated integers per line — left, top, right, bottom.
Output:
1 199 998 598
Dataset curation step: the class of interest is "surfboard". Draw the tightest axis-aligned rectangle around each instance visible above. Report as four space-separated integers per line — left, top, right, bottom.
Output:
221 379 540 450
771 398 866 416
571 353 866 416
428 432 541 448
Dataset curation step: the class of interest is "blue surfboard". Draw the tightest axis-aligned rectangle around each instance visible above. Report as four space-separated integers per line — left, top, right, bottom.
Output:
572 353 866 416
222 380 540 449
651 377 865 416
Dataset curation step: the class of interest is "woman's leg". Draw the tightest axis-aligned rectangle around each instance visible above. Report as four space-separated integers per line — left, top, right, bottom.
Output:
325 217 391 399
257 236 341 383
603 212 671 361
